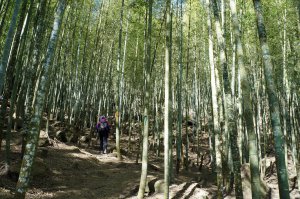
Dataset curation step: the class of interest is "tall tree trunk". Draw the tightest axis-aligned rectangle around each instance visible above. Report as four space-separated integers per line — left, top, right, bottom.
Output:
137 0 152 198
176 0 183 174
205 0 223 197
22 0 48 158
115 0 125 161
281 3 289 171
164 0 171 198
184 0 191 171
15 1 66 197
230 0 261 198
253 0 290 198
211 0 243 198
168 7 174 184
0 0 21 149
119 11 130 136
1 0 28 175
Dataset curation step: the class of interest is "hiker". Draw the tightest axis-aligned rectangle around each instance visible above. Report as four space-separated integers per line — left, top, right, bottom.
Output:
96 116 110 154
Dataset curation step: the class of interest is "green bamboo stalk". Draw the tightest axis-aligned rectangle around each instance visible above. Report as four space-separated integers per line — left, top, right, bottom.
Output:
253 0 290 198
15 1 66 197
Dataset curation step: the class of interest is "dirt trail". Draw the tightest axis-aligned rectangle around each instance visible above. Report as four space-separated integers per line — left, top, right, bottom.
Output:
1 141 142 199
0 140 211 199
1 127 300 199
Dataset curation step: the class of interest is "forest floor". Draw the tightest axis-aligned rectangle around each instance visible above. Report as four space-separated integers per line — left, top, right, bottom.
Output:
0 118 300 199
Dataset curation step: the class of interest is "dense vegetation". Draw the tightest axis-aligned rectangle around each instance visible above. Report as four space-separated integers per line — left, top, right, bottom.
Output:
0 0 299 198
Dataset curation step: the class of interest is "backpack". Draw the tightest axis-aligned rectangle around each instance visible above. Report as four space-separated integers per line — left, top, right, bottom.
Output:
100 122 108 131
97 121 109 135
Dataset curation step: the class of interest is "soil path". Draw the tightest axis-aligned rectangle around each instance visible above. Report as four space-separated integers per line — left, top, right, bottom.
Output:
1 127 300 199
1 139 211 199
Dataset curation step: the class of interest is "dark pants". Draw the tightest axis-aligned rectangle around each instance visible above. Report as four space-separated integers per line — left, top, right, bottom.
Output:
99 134 108 153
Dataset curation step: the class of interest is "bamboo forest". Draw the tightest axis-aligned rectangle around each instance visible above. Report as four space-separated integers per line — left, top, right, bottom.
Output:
0 0 299 198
